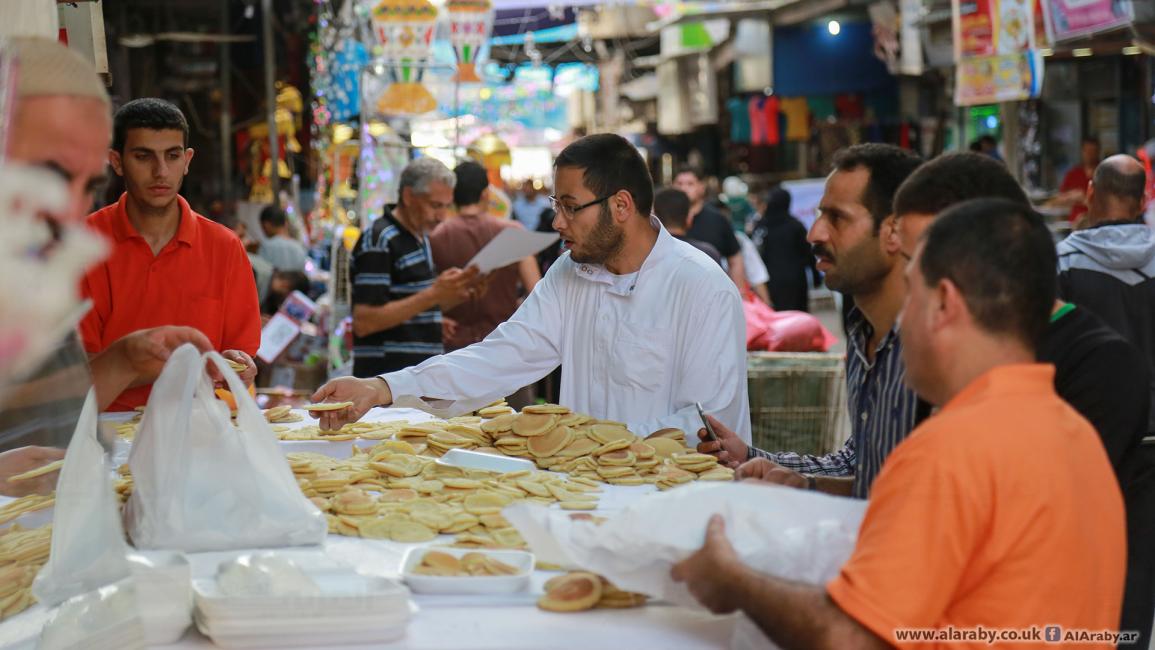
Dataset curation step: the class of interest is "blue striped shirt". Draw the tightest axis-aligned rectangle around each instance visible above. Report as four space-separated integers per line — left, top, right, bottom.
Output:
350 207 444 377
753 307 927 498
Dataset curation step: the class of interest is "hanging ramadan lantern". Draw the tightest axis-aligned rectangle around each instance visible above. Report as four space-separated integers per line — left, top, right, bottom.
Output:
446 0 493 83
370 0 439 115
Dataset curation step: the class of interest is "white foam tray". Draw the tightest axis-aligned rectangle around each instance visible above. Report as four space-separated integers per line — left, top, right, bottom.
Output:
435 449 535 474
193 570 411 620
401 547 533 595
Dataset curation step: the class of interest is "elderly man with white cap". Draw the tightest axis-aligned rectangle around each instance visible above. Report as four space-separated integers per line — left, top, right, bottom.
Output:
0 37 213 494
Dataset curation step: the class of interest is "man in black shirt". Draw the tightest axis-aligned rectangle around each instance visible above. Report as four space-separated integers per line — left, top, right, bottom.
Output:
751 187 818 312
652 188 722 266
673 168 745 288
350 158 482 377
893 152 1154 649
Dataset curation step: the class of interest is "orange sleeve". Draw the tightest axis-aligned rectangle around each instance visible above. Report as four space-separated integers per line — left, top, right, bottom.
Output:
825 428 988 647
221 236 262 356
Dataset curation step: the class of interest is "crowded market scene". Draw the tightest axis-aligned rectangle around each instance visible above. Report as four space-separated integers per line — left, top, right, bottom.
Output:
0 0 1154 647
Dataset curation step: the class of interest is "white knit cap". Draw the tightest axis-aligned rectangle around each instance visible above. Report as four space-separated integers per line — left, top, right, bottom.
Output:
9 36 109 105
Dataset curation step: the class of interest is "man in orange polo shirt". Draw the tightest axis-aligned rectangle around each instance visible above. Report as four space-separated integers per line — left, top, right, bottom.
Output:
672 199 1126 648
81 99 260 410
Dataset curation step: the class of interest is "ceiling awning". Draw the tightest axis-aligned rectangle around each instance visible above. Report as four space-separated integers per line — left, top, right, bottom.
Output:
647 0 849 32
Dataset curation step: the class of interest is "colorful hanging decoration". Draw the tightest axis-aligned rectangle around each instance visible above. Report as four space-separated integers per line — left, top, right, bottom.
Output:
446 0 493 83
371 0 439 116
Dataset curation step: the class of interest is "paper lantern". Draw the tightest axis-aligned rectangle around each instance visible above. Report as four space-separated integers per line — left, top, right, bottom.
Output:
467 133 512 170
370 0 439 115
446 0 492 83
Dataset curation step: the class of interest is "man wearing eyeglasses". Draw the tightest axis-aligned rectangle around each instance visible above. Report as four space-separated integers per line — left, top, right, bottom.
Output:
348 157 483 378
313 134 751 443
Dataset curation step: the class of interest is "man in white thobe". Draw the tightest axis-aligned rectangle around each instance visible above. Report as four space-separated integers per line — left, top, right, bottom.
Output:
312 134 751 444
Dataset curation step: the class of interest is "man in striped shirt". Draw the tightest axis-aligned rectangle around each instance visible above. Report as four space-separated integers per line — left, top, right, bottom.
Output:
698 144 926 499
350 158 483 377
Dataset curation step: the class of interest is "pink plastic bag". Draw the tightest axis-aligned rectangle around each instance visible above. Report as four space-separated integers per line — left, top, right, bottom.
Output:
743 296 836 352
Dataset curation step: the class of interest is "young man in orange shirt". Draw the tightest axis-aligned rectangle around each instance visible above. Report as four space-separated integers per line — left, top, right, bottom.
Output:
673 199 1126 648
81 99 260 410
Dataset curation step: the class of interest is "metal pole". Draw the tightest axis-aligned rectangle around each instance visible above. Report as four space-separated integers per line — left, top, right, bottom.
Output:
454 76 461 162
262 0 281 207
220 0 234 206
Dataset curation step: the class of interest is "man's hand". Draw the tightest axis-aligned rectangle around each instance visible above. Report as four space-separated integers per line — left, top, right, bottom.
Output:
736 458 809 489
671 515 746 614
442 317 459 342
220 350 258 386
433 266 481 310
309 377 392 431
119 326 213 384
696 415 749 469
0 446 65 497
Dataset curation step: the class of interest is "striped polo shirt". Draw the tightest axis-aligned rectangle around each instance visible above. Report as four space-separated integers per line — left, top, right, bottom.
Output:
756 307 929 498
350 207 443 377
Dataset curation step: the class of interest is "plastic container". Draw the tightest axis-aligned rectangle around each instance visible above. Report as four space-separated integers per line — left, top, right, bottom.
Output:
127 551 192 645
435 449 535 474
38 578 147 650
401 547 534 595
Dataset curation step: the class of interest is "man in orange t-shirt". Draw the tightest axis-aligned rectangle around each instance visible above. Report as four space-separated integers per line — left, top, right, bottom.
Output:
81 99 260 411
672 199 1125 648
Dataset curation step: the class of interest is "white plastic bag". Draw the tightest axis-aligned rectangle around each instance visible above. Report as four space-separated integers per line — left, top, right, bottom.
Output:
505 482 867 649
125 344 326 552
32 390 132 607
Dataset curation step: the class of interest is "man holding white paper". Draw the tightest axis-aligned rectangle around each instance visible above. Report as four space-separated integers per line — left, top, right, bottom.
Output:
348 158 485 377
313 134 751 444
430 161 542 353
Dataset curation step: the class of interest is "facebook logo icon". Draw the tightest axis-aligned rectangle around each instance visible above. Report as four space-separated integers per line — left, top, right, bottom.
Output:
1045 626 1062 642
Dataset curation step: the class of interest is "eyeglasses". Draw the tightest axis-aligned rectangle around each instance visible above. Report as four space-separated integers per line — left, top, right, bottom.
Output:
549 194 614 220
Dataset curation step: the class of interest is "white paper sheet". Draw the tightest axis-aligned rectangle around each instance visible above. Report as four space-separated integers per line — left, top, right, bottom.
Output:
466 229 559 274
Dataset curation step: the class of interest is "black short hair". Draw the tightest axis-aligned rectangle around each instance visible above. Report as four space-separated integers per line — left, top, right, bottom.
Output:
1092 158 1146 206
1082 135 1100 147
453 161 490 207
831 143 922 231
112 98 189 153
675 166 705 182
259 205 287 228
554 133 654 216
919 198 1056 350
653 188 690 229
894 152 1029 217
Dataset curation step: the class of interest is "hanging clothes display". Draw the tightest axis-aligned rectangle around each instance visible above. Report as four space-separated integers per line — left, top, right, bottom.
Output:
778 97 811 141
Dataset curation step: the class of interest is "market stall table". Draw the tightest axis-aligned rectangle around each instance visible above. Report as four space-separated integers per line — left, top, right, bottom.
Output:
0 407 738 650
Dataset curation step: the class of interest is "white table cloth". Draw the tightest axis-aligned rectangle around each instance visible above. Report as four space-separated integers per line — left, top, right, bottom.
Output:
0 407 737 650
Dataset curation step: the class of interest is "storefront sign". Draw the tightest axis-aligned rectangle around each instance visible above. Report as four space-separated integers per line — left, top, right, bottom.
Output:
953 0 1044 106
956 0 997 57
956 51 1043 105
1043 0 1133 41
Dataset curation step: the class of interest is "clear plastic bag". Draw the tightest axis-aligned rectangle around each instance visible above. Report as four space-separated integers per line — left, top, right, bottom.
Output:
125 345 326 552
505 482 867 649
32 390 132 607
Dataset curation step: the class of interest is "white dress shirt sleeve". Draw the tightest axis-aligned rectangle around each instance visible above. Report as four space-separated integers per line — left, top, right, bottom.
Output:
626 286 752 445
381 264 564 417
